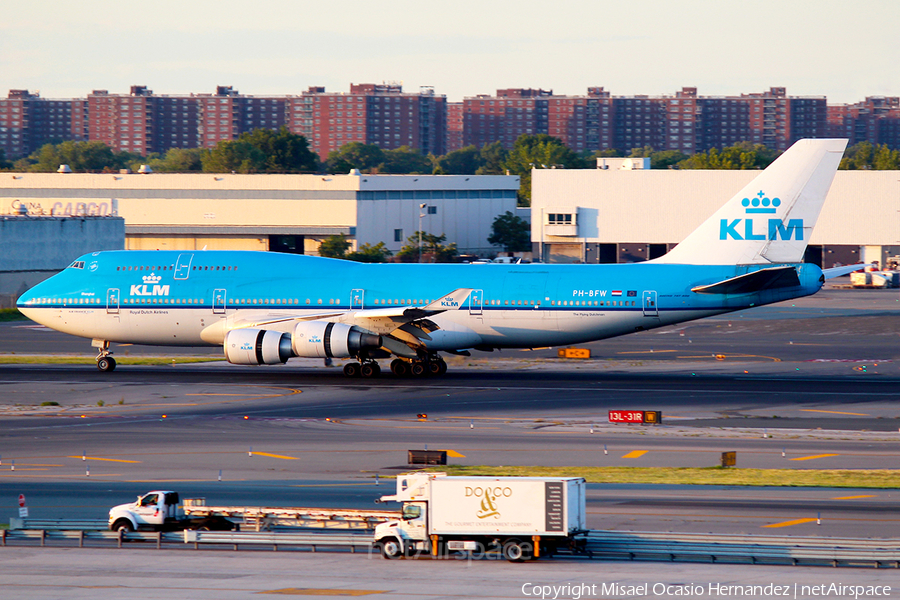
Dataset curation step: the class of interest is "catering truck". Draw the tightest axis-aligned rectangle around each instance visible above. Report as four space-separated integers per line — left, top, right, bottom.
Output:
374 472 587 561
108 491 399 532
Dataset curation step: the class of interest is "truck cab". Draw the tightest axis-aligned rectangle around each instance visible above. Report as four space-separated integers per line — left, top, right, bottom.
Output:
109 490 182 532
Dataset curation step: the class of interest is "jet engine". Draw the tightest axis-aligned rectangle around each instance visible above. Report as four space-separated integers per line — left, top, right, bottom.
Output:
291 321 382 358
224 328 293 365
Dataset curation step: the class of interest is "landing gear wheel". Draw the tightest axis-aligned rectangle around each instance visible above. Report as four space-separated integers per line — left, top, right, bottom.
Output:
428 360 443 375
437 360 448 375
361 362 379 378
410 362 427 377
390 359 409 377
343 362 361 377
97 357 117 372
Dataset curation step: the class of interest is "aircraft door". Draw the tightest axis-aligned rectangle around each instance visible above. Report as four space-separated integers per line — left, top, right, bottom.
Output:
213 289 227 314
469 289 483 315
106 288 120 314
174 253 193 280
351 289 365 310
642 290 659 317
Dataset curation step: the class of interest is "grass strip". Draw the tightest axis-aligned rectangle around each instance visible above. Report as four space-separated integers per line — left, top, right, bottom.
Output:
431 465 900 489
0 309 27 322
0 356 223 365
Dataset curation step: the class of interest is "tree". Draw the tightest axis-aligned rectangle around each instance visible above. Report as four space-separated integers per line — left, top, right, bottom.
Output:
201 139 265 173
241 127 318 173
346 242 393 263
840 142 900 170
202 127 317 174
476 141 508 175
677 142 779 170
434 145 484 175
326 142 384 173
378 146 432 174
146 147 205 173
317 234 351 258
26 140 135 172
488 211 531 252
396 232 458 263
0 147 11 170
502 134 588 206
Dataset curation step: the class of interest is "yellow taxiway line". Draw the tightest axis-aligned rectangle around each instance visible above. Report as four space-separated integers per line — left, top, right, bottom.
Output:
67 456 141 463
622 450 648 459
762 518 818 528
789 454 839 461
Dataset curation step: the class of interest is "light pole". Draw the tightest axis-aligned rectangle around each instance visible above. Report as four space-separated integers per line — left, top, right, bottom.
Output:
418 203 427 263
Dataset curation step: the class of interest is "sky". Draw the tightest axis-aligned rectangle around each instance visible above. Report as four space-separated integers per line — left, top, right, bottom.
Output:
2 0 898 103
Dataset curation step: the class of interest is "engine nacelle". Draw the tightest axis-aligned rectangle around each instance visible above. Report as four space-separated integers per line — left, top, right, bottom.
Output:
224 328 293 365
291 321 382 358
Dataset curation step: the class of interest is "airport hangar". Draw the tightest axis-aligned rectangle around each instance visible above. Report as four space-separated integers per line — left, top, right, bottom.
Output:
0 171 520 256
531 158 900 268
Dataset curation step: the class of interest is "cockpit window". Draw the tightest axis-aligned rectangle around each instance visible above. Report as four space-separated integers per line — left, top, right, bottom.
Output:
68 261 86 269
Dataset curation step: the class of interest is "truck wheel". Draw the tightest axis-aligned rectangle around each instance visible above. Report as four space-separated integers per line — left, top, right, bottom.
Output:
112 519 134 533
502 539 531 562
379 537 403 559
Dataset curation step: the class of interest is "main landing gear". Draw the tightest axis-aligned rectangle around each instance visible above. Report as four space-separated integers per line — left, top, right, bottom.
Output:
93 340 116 372
339 355 448 378
342 360 381 378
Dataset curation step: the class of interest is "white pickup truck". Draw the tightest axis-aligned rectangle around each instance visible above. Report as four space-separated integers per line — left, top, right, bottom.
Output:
374 472 588 561
108 490 399 533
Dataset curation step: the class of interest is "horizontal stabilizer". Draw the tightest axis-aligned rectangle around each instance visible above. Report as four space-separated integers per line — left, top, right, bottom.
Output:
822 263 868 280
691 266 800 295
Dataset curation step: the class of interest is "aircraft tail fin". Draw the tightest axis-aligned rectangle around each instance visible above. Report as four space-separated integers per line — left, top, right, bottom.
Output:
654 139 847 265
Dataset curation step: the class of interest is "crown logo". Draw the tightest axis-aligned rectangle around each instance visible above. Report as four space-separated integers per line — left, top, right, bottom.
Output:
142 273 161 284
742 190 780 214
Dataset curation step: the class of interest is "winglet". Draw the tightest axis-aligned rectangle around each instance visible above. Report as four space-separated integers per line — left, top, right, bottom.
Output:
655 139 847 265
421 288 473 312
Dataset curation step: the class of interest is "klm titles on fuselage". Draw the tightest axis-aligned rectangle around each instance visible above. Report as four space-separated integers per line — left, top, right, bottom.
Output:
130 273 170 297
719 191 803 241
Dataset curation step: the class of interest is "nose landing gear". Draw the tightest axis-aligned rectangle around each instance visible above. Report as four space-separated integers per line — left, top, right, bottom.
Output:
92 339 117 372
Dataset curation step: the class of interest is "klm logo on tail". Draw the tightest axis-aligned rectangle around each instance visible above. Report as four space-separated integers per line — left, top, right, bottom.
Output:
719 191 802 241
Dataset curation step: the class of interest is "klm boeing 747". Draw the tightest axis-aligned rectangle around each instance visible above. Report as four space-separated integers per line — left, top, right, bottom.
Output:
17 139 855 377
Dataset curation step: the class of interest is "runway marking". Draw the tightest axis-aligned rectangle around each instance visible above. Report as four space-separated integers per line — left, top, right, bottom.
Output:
0 473 122 478
258 590 384 596
762 518 818 528
801 409 869 416
616 350 678 354
442 450 466 458
676 353 781 362
187 393 283 397
790 454 839 461
251 452 299 460
622 450 647 459
67 456 141 463
832 495 878 500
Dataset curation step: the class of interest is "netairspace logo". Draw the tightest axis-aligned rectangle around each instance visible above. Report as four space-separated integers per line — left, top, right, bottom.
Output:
520 581 892 599
720 190 802 241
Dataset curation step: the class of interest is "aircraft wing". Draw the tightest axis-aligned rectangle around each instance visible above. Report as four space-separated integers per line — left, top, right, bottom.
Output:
226 288 473 335
691 266 800 295
822 263 868 279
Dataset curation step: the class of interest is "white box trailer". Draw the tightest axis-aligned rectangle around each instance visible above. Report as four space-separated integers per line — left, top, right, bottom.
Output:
374 472 587 561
